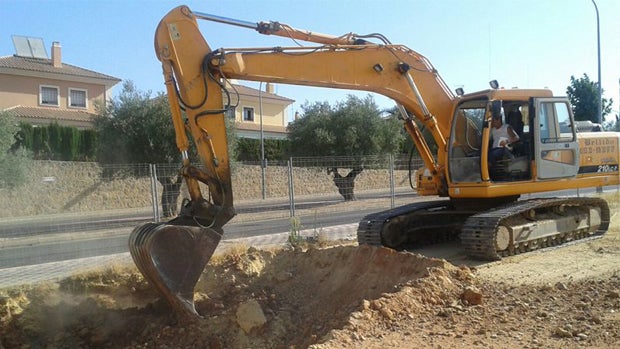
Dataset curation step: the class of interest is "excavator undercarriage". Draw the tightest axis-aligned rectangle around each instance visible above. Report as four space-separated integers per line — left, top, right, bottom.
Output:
461 197 610 260
358 196 610 261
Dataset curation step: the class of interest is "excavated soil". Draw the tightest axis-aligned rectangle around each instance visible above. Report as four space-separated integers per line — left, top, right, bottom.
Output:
0 245 472 348
1 195 619 348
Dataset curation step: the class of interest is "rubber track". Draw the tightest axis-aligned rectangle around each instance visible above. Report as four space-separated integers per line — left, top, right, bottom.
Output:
357 200 452 246
460 197 610 261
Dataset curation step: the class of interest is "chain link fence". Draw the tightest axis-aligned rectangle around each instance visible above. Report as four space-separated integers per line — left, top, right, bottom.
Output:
0 156 618 285
285 155 420 235
3 156 615 271
0 155 422 268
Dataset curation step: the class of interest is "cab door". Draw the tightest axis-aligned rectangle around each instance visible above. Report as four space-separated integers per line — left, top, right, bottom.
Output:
533 98 579 179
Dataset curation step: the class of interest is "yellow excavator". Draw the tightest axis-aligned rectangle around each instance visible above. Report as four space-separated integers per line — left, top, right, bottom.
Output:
129 5 619 320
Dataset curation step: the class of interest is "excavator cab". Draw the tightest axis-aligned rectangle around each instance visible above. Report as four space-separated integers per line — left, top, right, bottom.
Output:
448 92 581 186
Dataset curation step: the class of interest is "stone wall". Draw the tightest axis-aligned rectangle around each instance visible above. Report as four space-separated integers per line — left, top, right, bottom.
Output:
0 161 414 218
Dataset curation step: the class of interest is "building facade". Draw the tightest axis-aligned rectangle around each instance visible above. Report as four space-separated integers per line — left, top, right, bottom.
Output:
1 38 294 138
226 82 294 140
0 39 120 129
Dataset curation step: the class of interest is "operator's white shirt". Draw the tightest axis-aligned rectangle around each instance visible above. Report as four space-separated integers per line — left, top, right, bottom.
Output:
491 124 517 148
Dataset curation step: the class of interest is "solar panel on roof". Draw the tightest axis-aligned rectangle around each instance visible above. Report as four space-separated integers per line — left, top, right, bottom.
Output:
11 35 48 59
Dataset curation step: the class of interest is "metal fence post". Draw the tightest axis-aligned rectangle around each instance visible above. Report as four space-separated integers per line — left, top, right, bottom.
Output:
149 164 160 222
389 154 395 208
288 158 295 217
262 158 267 199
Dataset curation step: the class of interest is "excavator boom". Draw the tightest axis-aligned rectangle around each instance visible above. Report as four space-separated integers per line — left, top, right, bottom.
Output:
170 6 458 190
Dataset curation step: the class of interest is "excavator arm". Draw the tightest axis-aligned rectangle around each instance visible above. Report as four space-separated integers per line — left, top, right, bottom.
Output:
130 5 457 321
158 6 456 193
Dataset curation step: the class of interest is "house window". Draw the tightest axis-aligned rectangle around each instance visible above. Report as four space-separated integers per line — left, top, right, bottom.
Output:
69 88 87 108
40 85 59 106
243 107 254 121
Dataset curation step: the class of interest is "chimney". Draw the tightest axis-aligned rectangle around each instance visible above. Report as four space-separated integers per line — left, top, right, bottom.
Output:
265 82 275 94
51 42 62 68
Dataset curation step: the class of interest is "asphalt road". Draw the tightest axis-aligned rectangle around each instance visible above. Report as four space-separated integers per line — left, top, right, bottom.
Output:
0 207 379 268
0 189 412 238
0 190 412 268
1 186 616 269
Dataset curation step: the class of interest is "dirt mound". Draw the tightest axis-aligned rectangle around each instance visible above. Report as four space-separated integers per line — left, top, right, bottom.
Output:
2 194 618 348
0 245 475 348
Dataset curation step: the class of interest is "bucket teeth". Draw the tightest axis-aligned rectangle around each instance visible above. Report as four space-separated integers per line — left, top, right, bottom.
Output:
129 222 222 320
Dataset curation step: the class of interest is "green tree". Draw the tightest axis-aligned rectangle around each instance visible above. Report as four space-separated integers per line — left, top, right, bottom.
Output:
287 95 404 200
17 123 91 160
225 117 239 163
236 138 290 161
79 129 98 161
16 122 34 150
47 122 63 160
0 111 32 188
96 81 238 164
95 80 238 216
95 81 184 216
383 106 438 156
566 74 613 124
288 95 403 157
32 126 50 159
60 126 80 161
95 81 177 164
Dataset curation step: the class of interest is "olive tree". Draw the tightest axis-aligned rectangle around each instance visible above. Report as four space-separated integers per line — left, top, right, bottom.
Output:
95 81 239 216
288 94 404 200
0 111 32 188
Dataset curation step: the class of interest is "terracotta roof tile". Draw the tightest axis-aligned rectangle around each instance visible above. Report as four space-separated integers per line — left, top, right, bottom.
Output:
0 55 120 82
228 84 294 103
4 105 96 123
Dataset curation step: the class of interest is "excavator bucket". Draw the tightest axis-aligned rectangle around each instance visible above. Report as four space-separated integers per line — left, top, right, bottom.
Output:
129 220 222 319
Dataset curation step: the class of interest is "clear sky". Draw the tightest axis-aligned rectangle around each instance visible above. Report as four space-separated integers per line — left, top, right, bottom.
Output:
2 0 619 122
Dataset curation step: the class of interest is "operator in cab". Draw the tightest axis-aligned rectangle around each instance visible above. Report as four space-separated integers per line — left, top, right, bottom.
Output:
489 112 520 164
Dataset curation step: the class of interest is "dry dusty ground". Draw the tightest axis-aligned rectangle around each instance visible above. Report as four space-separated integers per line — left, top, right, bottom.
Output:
1 195 618 348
